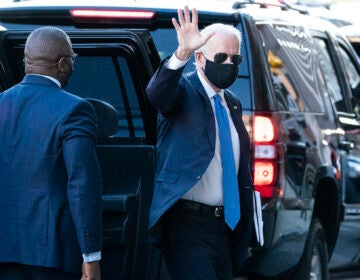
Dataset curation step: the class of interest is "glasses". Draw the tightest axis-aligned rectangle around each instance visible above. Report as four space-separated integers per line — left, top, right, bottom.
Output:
62 52 78 63
213 53 242 65
23 53 78 66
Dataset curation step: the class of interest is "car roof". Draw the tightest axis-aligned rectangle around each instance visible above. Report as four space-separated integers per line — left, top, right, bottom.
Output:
0 0 341 34
0 0 332 17
1 0 235 13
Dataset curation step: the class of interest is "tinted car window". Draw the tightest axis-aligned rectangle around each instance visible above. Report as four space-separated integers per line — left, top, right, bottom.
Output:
312 38 349 113
0 61 5 92
257 24 325 113
151 29 177 61
338 45 360 89
65 54 145 138
5 36 147 140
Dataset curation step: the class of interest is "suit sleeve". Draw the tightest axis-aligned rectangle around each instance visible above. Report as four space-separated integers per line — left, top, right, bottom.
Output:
146 58 186 115
61 100 103 254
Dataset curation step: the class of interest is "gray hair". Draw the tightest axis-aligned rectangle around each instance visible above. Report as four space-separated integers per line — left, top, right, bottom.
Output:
196 23 242 54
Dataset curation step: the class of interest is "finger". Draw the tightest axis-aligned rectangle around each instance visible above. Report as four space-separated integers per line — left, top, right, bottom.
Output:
191 8 198 26
177 8 185 26
184 5 191 23
172 18 180 31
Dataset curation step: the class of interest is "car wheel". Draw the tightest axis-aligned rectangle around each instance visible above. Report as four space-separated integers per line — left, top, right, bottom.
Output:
294 218 329 280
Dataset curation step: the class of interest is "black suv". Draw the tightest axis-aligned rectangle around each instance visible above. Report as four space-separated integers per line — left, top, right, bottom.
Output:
1 1 360 279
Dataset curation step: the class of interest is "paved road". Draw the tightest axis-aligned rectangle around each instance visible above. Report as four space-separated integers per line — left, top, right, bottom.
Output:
329 214 360 280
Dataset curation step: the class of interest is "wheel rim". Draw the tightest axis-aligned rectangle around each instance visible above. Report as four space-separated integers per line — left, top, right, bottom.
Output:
310 245 322 280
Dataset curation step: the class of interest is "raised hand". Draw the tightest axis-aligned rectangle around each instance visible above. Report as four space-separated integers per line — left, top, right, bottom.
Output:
172 6 214 61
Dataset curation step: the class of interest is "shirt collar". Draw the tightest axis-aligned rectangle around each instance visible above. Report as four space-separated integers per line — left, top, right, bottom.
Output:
197 71 225 101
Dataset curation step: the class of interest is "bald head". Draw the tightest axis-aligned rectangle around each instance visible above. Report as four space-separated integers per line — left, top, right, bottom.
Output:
24 26 75 87
24 26 72 64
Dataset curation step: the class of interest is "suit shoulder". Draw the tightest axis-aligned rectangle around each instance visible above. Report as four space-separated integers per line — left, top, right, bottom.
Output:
60 89 90 106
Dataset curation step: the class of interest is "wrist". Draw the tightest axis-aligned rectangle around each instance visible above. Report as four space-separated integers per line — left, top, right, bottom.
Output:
175 48 192 61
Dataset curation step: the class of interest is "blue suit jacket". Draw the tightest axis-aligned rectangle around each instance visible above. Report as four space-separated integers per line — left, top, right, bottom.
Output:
147 61 254 271
0 75 103 273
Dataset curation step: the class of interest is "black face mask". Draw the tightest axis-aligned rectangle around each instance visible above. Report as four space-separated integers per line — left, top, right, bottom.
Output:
203 59 238 89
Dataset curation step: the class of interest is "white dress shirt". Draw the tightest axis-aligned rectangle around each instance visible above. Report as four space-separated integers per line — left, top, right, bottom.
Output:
167 54 240 206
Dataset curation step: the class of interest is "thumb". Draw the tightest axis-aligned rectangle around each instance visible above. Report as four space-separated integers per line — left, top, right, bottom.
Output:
203 32 215 44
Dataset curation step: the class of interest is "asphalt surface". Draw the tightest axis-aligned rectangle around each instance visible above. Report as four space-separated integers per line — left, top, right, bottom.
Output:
329 214 360 280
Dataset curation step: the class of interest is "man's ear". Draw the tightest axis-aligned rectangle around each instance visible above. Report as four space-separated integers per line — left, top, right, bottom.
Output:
56 57 66 72
195 52 206 69
194 52 202 63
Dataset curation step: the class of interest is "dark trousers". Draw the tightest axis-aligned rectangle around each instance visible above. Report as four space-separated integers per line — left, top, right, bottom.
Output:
162 200 233 280
0 263 81 280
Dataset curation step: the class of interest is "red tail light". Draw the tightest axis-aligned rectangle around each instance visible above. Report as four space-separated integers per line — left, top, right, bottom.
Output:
254 161 275 185
70 9 155 19
253 115 282 199
254 116 275 142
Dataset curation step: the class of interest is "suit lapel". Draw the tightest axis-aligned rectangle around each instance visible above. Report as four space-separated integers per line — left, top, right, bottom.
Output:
225 91 247 168
186 72 208 99
187 72 216 150
224 92 243 136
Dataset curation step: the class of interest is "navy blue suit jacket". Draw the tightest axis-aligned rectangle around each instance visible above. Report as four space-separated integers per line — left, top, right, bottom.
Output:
0 75 103 273
147 61 254 271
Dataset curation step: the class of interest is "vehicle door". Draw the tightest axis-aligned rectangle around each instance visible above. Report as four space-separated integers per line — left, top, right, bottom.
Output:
311 30 360 214
334 37 360 211
1 29 161 279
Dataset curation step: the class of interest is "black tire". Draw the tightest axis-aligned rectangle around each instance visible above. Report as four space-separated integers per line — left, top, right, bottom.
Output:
294 218 329 280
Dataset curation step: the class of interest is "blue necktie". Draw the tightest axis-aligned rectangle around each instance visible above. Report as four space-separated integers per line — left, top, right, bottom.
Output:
213 94 240 230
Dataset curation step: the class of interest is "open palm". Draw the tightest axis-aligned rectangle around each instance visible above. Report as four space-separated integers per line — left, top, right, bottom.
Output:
172 6 213 60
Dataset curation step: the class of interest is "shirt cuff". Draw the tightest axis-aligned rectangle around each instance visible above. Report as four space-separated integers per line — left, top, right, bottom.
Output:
82 251 101 262
166 53 189 70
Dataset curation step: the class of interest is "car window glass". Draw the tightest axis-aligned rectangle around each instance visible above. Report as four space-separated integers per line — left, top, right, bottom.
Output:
338 46 360 88
150 29 177 61
7 38 148 142
257 24 325 113
65 55 145 139
312 38 349 113
0 61 5 92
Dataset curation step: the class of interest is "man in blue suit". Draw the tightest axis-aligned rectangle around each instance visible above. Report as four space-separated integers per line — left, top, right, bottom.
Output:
147 6 254 280
0 27 103 280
